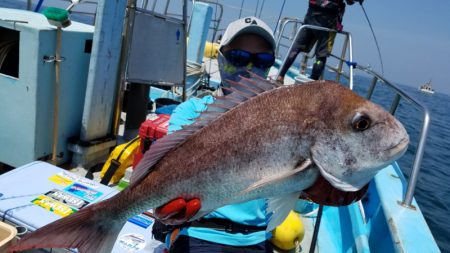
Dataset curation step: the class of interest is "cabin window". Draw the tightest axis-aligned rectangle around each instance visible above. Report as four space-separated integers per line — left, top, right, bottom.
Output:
0 27 20 78
84 39 92 53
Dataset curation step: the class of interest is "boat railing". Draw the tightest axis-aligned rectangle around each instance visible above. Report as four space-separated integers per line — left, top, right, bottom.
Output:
275 23 355 88
274 17 304 58
190 0 224 52
276 22 428 208
140 0 183 18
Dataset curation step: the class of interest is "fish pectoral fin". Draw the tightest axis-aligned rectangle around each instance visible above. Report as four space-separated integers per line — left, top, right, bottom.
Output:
266 192 301 232
189 210 210 222
239 159 313 196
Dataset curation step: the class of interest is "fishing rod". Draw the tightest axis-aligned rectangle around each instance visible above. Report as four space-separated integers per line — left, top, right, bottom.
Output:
359 1 384 75
273 0 287 36
238 0 245 18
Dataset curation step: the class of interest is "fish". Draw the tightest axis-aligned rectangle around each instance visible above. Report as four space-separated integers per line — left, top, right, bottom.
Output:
9 74 409 253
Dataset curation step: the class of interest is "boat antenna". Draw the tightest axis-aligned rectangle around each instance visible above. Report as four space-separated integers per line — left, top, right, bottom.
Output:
359 2 384 75
255 0 260 17
273 0 287 35
238 0 245 18
258 0 266 18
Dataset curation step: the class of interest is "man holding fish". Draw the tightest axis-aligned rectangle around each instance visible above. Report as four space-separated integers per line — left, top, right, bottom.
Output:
150 17 380 253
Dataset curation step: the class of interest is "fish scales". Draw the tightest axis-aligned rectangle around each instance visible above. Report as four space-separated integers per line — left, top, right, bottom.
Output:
115 84 320 215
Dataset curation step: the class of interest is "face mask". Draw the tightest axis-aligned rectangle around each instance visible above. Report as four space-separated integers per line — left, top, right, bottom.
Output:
218 51 270 86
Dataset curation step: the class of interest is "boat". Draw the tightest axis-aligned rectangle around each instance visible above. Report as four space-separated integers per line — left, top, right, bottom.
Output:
419 80 435 94
0 1 441 252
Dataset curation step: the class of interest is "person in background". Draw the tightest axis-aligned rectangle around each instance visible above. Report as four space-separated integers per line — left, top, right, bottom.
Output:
277 0 362 83
152 16 369 253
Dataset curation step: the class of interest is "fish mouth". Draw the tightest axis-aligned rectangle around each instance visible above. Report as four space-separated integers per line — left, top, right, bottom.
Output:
313 158 371 192
384 137 409 157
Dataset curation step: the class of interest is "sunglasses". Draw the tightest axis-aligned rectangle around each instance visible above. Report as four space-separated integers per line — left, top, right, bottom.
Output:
223 49 275 69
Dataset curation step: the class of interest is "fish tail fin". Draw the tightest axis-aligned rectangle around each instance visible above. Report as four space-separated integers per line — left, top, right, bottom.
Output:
9 203 126 253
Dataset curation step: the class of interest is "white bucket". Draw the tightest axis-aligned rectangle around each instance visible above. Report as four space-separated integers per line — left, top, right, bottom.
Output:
0 221 17 253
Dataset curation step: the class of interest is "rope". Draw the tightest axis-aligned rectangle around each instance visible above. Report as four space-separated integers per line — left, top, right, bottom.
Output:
186 60 204 77
0 41 17 70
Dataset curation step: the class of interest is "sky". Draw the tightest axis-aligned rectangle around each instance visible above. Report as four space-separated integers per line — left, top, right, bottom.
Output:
9 0 450 94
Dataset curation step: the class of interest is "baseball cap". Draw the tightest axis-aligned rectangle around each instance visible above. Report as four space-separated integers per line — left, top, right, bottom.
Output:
219 17 276 51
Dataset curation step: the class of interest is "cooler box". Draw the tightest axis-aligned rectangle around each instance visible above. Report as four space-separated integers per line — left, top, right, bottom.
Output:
0 162 164 252
133 114 170 167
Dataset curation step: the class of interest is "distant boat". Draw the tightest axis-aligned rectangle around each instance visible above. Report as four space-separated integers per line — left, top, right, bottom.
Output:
419 80 435 94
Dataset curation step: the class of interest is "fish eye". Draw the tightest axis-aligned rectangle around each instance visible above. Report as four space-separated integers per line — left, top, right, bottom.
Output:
352 113 371 131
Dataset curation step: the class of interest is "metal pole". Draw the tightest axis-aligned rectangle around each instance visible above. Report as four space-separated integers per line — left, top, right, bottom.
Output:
335 35 348 83
347 32 354 89
51 27 63 164
300 54 308 74
309 205 324 253
113 0 137 136
27 0 33 11
80 0 128 141
152 0 157 11
366 76 378 99
389 94 401 115
274 18 288 57
164 0 171 15
182 0 187 101
403 111 430 207
143 0 149 10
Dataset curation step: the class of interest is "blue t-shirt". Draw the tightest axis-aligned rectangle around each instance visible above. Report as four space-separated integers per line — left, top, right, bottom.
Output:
167 96 271 246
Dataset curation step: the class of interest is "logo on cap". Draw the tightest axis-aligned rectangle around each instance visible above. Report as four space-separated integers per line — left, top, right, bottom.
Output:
245 18 258 25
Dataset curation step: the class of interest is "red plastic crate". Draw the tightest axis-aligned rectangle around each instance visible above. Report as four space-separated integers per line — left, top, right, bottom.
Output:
132 114 170 168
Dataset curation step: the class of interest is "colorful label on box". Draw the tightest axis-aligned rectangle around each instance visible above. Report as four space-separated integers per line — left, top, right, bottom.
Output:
58 171 100 189
31 195 77 217
45 189 89 209
48 174 74 186
118 233 146 252
128 213 154 229
64 183 103 202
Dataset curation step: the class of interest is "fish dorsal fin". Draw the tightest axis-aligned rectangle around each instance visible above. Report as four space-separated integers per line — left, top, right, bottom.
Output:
130 73 280 185
130 129 196 184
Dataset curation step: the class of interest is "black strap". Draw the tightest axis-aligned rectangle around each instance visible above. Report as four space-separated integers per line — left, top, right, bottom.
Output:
189 218 267 235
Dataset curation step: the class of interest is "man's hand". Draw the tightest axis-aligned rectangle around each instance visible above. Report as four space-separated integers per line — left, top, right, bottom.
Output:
154 198 201 225
300 175 369 206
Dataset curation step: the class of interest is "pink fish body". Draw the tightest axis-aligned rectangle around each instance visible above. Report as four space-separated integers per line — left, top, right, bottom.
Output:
10 76 408 253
